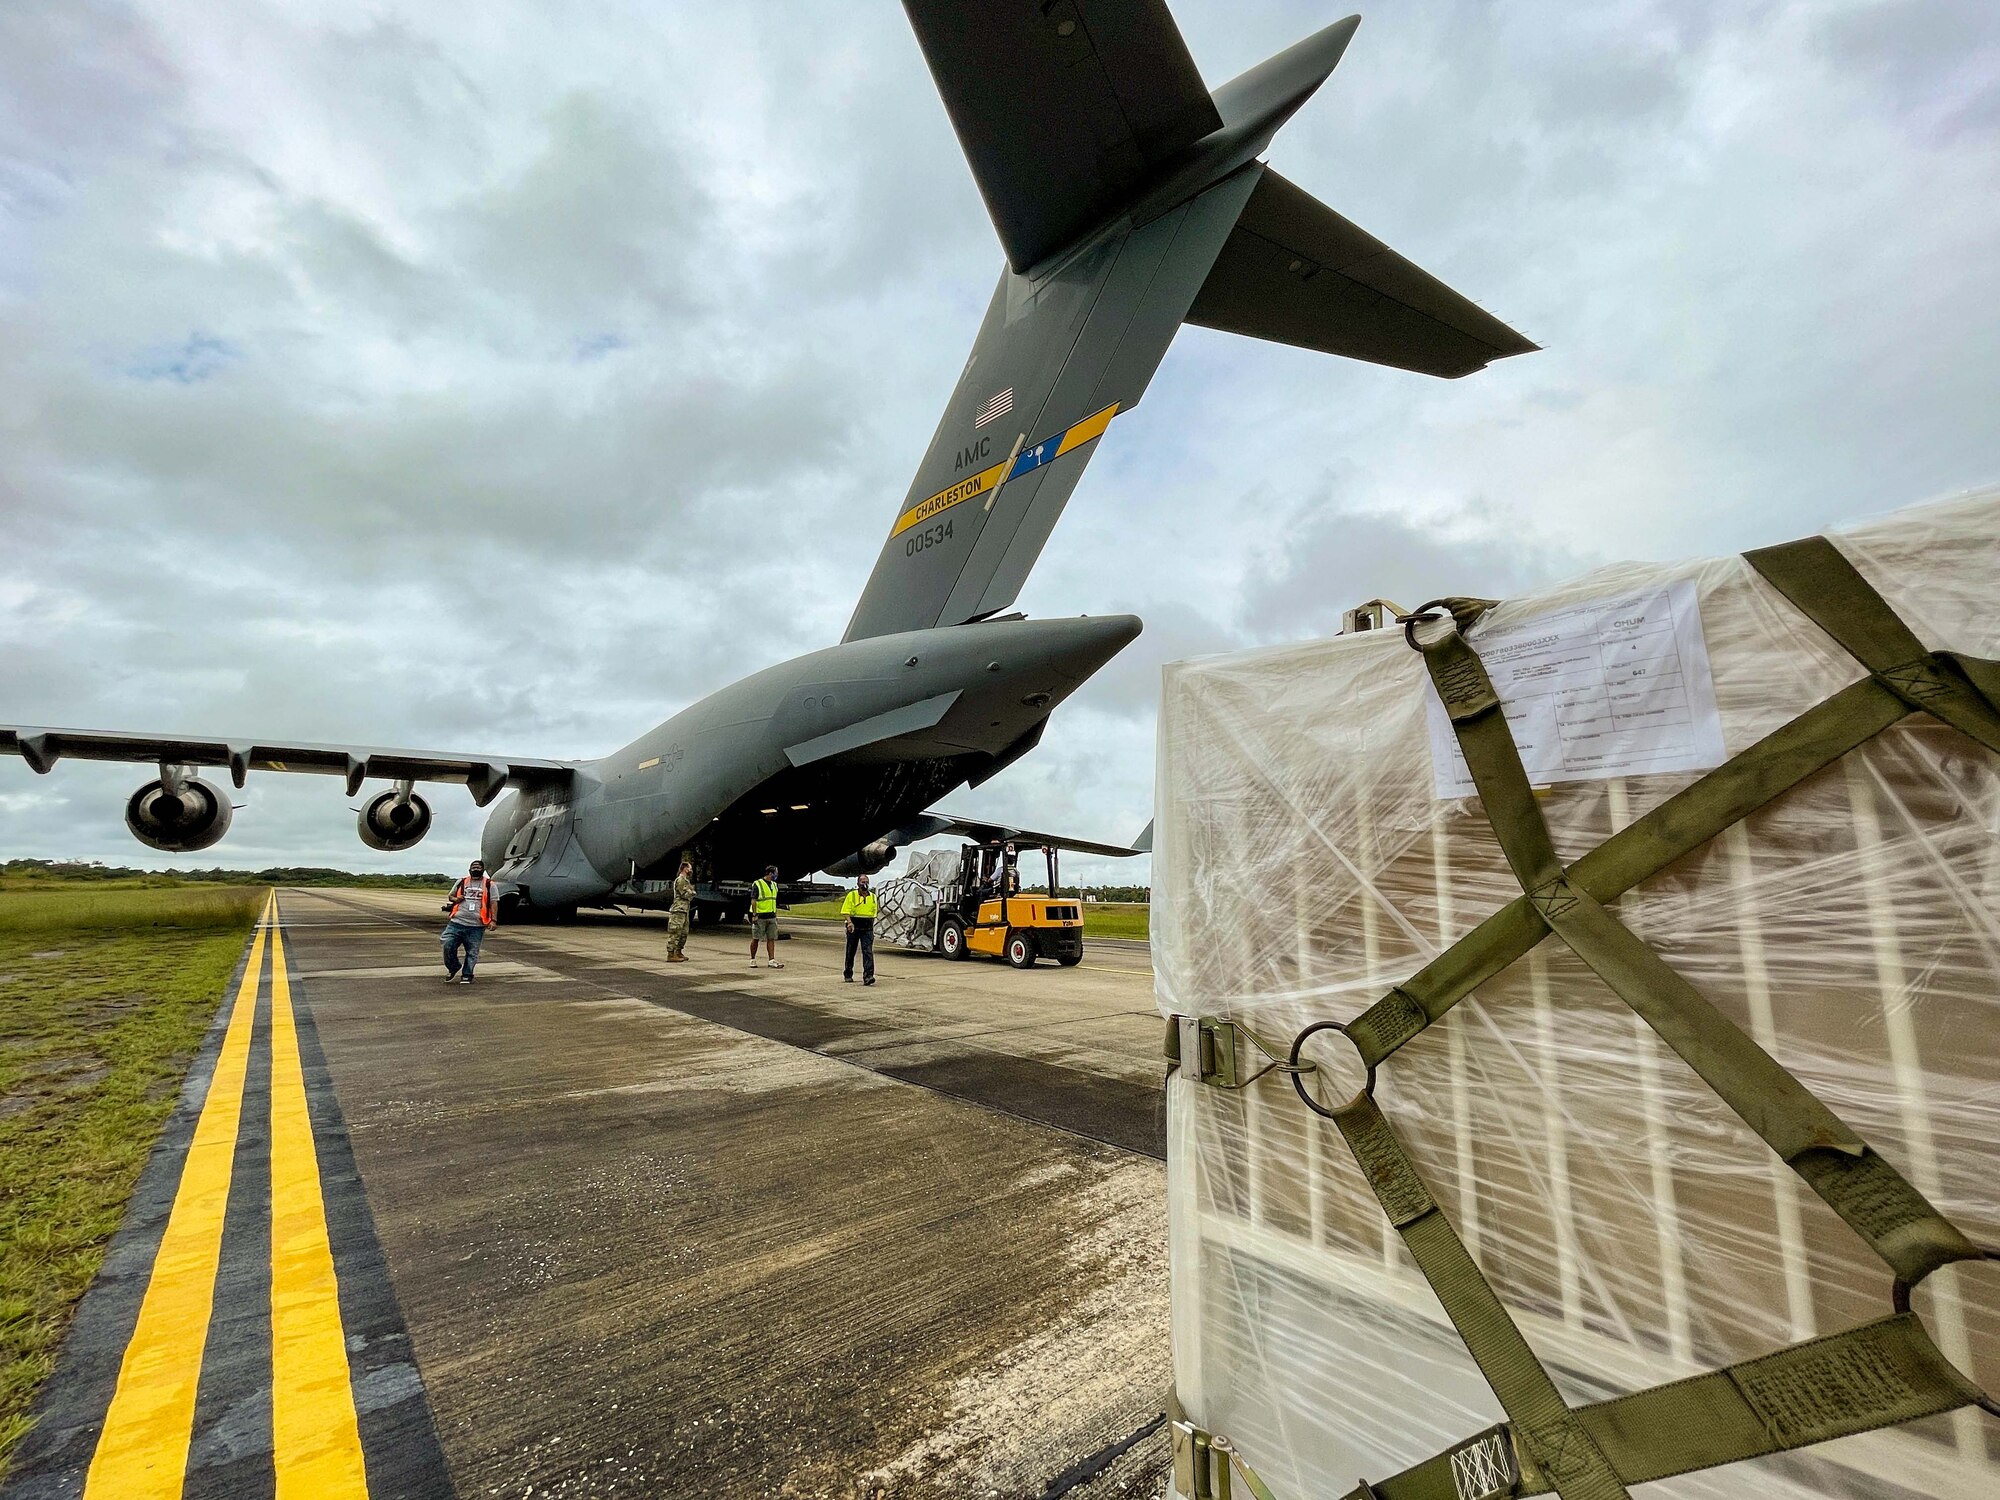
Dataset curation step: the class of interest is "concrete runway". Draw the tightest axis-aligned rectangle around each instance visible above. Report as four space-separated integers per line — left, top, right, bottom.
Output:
6 889 1172 1500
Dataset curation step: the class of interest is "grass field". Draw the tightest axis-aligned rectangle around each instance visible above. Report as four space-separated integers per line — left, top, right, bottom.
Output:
788 898 1150 941
0 878 265 1477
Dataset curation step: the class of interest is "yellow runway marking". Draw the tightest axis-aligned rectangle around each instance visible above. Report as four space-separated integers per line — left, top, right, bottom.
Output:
84 893 272 1499
268 901 370 1498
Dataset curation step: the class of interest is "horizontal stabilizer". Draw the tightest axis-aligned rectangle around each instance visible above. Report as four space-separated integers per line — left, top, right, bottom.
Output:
1185 169 1537 377
904 0 1222 272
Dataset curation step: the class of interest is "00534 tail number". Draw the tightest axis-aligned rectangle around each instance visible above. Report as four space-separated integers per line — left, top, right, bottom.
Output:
905 518 954 556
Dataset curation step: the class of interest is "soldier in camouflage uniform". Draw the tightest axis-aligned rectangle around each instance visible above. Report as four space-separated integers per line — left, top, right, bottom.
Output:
666 859 696 962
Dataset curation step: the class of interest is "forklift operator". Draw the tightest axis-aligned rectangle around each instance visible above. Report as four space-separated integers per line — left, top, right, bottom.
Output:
840 874 878 985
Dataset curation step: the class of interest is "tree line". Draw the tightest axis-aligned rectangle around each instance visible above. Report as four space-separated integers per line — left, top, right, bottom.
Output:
2 858 452 890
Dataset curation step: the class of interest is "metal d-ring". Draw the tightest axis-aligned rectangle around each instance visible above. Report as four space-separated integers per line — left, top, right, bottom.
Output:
1289 1019 1377 1120
1892 1245 2000 1418
1398 598 1453 653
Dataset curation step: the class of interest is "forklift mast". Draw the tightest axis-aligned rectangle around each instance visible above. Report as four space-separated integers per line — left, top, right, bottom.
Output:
952 839 1059 910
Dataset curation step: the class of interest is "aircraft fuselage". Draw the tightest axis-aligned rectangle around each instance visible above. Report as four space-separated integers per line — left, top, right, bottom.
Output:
479 613 1140 909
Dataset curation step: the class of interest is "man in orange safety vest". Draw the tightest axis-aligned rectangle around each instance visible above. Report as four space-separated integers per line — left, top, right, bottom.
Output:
440 858 499 984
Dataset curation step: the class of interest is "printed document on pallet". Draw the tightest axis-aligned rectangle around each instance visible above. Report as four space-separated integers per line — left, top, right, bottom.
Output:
1424 579 1726 797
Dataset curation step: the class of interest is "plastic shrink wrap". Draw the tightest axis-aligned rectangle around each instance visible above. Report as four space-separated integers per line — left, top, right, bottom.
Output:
1155 490 2000 1499
875 849 959 950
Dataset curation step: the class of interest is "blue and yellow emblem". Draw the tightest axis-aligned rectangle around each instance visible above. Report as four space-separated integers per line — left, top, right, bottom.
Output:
891 403 1119 539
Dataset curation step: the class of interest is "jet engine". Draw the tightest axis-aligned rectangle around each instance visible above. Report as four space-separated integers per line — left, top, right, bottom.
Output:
823 839 897 878
125 770 233 852
358 783 433 851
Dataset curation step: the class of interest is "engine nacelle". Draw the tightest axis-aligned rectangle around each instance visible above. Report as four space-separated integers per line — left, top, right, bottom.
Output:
125 775 233 853
823 839 896 878
358 787 433 851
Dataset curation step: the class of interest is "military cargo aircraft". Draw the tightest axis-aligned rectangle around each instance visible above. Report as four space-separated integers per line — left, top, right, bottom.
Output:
3 2 1534 921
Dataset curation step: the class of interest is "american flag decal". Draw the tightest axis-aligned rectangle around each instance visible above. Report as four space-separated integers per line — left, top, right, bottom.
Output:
974 387 1014 428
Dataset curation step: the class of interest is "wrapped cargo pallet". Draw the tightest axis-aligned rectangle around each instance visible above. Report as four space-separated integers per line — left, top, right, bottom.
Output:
1155 490 2000 1500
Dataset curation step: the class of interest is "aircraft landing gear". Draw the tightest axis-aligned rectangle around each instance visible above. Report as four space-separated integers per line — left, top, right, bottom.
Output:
497 897 578 925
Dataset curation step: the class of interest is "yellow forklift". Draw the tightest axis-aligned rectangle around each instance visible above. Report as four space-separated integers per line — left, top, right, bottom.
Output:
935 840 1084 968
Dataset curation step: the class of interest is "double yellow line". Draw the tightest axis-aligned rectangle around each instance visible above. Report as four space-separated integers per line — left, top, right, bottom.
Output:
85 891 370 1498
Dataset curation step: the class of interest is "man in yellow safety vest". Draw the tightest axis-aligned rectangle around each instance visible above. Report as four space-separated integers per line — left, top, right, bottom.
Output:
840 874 878 985
749 865 783 969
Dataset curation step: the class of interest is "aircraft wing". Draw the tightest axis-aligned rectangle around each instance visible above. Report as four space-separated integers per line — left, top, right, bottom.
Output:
0 725 577 806
884 811 1152 860
1184 169 1540 378
903 0 1222 274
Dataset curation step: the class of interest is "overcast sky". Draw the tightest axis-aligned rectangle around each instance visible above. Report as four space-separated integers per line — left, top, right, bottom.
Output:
3 0 1998 885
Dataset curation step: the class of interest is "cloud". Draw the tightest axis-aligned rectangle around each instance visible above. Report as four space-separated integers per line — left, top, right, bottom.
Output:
122 330 241 382
1238 502 1596 642
4 0 1999 884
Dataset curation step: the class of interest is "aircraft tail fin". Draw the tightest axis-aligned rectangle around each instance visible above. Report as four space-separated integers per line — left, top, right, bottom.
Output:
843 165 1263 642
844 8 1537 641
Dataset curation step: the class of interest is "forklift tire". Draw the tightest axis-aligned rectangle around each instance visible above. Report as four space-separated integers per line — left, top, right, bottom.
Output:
1004 931 1036 969
940 917 970 960
1057 953 1082 967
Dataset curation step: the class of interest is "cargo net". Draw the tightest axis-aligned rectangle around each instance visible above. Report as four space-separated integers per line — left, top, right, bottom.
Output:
873 849 957 951
1155 491 2000 1500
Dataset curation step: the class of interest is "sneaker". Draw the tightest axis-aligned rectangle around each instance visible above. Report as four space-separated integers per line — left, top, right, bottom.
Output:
443 973 458 984
863 978 875 986
749 960 760 968
461 974 475 985
842 975 853 983
767 961 785 969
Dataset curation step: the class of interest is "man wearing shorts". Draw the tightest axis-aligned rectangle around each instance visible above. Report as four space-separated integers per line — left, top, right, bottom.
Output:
749 865 783 968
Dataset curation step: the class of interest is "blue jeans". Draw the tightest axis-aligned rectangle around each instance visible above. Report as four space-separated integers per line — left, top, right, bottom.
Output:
441 921 486 977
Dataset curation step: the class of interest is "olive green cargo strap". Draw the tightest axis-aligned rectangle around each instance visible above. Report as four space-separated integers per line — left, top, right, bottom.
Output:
1953 650 2000 708
1554 881 1973 1278
1170 1401 1285 1500
1744 535 2000 751
1410 607 1977 1283
1347 537 2000 1071
1330 1093 1630 1500
1336 1312 1981 1500
1172 537 1998 1500
1344 673 1909 1067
